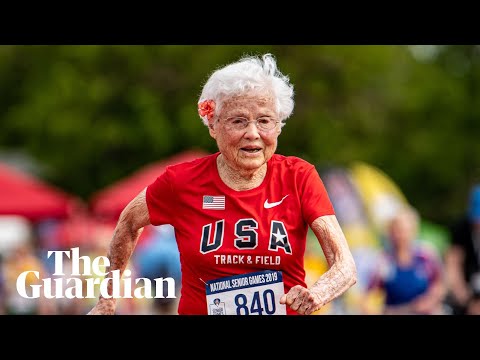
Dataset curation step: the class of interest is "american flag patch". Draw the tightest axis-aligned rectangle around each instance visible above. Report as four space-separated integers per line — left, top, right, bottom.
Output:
203 195 225 210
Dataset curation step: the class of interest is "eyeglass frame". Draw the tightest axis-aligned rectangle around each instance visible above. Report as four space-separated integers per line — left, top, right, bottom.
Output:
213 116 280 132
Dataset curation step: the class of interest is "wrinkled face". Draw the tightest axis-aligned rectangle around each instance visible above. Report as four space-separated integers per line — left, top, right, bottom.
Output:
209 93 281 172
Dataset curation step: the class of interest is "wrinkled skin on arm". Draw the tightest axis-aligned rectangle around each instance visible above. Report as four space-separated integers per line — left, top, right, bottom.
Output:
87 188 151 315
280 215 357 315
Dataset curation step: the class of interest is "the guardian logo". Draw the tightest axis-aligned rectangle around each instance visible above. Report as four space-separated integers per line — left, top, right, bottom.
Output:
16 247 176 300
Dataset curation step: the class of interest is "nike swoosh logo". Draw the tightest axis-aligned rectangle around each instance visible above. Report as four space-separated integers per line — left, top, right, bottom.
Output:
264 195 289 209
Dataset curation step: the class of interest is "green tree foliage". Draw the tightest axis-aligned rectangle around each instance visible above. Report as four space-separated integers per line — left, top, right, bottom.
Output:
0 45 478 225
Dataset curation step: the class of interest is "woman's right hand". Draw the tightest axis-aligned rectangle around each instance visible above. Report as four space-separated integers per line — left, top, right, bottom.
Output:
87 297 117 315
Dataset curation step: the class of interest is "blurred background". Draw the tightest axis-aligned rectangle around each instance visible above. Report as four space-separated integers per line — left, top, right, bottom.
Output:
0 45 479 315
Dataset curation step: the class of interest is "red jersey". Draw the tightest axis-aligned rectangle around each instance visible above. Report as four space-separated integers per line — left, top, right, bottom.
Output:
146 152 335 315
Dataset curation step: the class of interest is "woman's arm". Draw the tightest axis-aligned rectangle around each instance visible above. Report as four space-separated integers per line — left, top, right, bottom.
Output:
280 214 357 314
88 188 151 315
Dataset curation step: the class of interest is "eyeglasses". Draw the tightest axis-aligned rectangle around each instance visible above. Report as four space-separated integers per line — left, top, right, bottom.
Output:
220 116 279 132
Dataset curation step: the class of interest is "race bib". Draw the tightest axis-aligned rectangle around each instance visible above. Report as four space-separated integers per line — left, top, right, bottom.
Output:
206 270 286 315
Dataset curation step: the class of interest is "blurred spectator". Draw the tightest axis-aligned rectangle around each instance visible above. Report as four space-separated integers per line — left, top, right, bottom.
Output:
133 225 181 314
445 184 480 315
0 255 5 314
2 242 56 314
363 206 446 315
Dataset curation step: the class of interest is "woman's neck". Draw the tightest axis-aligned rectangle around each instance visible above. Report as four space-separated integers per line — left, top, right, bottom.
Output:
216 154 267 191
395 246 413 266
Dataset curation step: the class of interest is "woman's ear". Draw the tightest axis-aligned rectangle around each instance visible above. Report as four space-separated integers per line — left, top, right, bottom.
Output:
208 123 216 139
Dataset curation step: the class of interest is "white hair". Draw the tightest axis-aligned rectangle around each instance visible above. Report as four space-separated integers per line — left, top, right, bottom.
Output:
198 53 294 127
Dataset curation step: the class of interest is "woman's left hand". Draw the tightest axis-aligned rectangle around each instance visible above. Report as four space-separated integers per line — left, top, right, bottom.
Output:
280 285 324 315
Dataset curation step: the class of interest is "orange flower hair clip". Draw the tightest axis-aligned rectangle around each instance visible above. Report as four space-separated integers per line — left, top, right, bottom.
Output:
198 100 216 121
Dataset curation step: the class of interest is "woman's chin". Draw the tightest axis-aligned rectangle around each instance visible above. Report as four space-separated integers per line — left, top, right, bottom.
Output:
237 157 264 171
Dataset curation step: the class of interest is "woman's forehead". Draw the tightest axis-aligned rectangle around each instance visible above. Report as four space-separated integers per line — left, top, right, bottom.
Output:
221 93 275 110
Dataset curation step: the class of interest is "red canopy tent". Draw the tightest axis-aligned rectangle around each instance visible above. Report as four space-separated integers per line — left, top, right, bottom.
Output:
90 150 209 221
0 163 79 222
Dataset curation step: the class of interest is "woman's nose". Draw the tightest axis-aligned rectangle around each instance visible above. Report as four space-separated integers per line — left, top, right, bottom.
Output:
243 121 260 138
